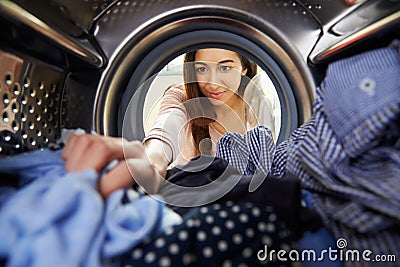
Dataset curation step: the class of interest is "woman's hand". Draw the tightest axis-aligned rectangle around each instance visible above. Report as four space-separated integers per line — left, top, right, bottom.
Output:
61 134 162 198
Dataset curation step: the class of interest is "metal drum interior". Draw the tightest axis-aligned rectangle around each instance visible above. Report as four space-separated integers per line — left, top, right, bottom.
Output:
0 0 399 156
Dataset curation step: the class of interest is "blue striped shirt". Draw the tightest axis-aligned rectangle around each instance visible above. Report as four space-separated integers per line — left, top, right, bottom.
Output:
216 125 275 176
273 42 400 267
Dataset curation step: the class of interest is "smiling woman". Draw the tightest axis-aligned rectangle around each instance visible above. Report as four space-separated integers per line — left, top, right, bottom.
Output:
143 53 281 142
130 48 280 177
183 49 258 156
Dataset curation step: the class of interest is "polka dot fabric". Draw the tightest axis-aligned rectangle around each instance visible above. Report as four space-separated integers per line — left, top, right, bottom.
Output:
119 202 296 267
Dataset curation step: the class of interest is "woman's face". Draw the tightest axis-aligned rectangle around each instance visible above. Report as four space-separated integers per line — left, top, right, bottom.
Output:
194 49 247 106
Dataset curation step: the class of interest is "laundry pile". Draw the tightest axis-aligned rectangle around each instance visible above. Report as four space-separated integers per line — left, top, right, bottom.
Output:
0 42 399 267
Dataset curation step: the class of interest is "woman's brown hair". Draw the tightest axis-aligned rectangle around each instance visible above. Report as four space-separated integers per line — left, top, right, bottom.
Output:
183 49 258 155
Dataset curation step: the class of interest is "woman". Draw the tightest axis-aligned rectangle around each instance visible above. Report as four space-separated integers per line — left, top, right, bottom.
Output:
144 48 259 168
62 48 260 198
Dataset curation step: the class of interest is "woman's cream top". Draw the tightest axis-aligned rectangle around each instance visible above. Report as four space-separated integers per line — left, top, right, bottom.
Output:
143 86 223 168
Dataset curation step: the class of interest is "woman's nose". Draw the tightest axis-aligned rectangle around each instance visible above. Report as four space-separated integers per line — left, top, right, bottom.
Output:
206 71 220 89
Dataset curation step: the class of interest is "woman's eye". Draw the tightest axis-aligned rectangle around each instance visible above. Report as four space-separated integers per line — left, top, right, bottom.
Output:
220 65 232 71
196 67 207 73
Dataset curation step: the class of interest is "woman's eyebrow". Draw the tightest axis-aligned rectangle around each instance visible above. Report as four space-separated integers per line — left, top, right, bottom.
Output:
218 60 235 64
194 60 235 65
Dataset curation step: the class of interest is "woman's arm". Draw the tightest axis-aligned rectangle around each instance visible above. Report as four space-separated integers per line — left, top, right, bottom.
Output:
62 86 187 199
144 138 172 179
143 85 187 166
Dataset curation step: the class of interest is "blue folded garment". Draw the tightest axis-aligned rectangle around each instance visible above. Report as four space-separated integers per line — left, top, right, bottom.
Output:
0 149 181 267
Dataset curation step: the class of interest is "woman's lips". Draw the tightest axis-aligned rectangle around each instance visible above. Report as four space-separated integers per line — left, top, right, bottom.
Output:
209 92 224 99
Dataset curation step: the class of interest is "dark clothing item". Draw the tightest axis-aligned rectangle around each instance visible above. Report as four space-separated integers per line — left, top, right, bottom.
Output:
119 202 297 267
160 155 323 234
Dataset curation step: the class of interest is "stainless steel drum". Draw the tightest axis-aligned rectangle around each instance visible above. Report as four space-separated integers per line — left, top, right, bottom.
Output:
0 0 399 156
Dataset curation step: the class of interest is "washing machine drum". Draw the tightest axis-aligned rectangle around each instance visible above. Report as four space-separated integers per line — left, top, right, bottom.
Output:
0 0 398 156
92 0 319 143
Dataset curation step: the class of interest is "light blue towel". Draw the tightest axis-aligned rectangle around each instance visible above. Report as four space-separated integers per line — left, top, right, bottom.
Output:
0 149 181 267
